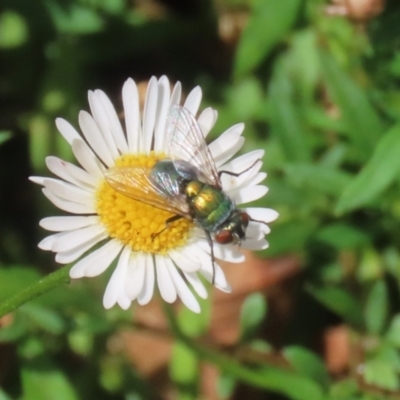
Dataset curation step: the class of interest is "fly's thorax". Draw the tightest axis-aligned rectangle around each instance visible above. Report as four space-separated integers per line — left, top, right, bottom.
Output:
189 184 236 232
185 180 203 198
215 210 250 245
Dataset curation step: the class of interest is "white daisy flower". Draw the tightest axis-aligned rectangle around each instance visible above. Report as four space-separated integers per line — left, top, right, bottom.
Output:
31 76 278 313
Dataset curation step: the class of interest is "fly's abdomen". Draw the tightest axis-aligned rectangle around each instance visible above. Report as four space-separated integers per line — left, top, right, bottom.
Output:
190 185 234 232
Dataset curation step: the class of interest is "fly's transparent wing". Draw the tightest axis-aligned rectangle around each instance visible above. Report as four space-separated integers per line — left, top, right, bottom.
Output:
104 166 190 217
166 105 221 188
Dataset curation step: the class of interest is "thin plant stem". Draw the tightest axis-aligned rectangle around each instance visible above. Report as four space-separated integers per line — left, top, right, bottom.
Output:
0 264 70 318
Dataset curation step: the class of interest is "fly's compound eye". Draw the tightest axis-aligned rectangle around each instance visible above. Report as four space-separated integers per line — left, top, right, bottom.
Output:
215 229 233 244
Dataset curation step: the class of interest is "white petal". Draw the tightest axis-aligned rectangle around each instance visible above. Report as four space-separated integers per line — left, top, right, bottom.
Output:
123 78 141 152
200 261 231 293
219 150 264 191
155 255 177 303
79 111 115 167
88 90 120 160
166 258 200 313
43 179 94 205
62 160 98 188
208 124 245 167
224 171 266 192
103 246 131 309
168 244 203 272
184 86 202 116
245 172 267 187
183 272 208 299
247 221 270 238
220 149 264 172
30 176 46 185
71 139 104 179
246 222 269 240
51 224 107 252
95 89 129 154
208 241 245 263
242 238 269 250
137 254 155 305
55 118 81 144
192 245 231 292
38 233 60 251
197 107 217 138
124 254 146 300
117 294 131 310
42 188 96 214
69 239 123 278
154 76 171 151
142 76 158 153
46 156 97 189
40 215 99 231
170 81 182 106
244 207 279 223
229 185 268 205
55 231 108 264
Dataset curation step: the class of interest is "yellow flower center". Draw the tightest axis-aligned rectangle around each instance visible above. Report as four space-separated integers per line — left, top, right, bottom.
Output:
96 152 193 254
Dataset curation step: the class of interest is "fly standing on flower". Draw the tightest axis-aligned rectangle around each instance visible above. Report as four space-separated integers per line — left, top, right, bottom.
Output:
105 105 265 282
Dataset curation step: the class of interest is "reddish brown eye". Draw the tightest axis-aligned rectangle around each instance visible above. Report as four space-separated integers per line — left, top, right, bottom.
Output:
240 212 250 227
215 229 233 244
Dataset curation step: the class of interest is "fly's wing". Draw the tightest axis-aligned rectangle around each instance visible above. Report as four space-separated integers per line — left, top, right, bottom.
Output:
104 166 190 217
166 105 221 188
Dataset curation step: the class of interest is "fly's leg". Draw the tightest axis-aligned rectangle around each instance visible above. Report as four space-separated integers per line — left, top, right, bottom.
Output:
151 214 183 239
205 230 216 285
218 158 261 178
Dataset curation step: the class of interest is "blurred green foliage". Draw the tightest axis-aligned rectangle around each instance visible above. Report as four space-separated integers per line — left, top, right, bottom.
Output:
2 0 400 399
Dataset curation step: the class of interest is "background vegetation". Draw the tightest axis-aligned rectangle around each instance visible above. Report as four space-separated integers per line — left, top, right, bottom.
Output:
1 0 400 399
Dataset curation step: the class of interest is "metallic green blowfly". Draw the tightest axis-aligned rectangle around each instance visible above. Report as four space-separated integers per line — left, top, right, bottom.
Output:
105 105 265 281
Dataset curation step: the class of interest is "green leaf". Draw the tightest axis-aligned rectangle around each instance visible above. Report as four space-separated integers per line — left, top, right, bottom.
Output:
284 346 330 388
0 387 11 400
217 374 237 399
256 367 324 400
170 342 199 386
0 316 27 342
177 296 210 337
285 164 352 196
266 220 315 257
335 123 400 214
329 378 358 399
269 63 311 162
386 315 400 348
364 359 399 391
364 280 388 335
307 285 364 330
288 30 320 103
21 357 78 400
228 78 264 121
319 50 383 160
357 248 382 282
45 2 104 35
234 0 301 77
316 223 369 249
21 304 66 335
239 293 268 342
375 344 400 374
0 131 11 145
0 11 28 48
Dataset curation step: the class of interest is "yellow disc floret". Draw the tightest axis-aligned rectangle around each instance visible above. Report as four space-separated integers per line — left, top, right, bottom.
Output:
96 152 193 254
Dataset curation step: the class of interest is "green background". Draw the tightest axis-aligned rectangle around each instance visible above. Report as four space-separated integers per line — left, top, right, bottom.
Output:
1 0 400 399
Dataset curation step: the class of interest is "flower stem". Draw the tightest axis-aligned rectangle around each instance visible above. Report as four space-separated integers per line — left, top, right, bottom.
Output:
0 265 70 318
